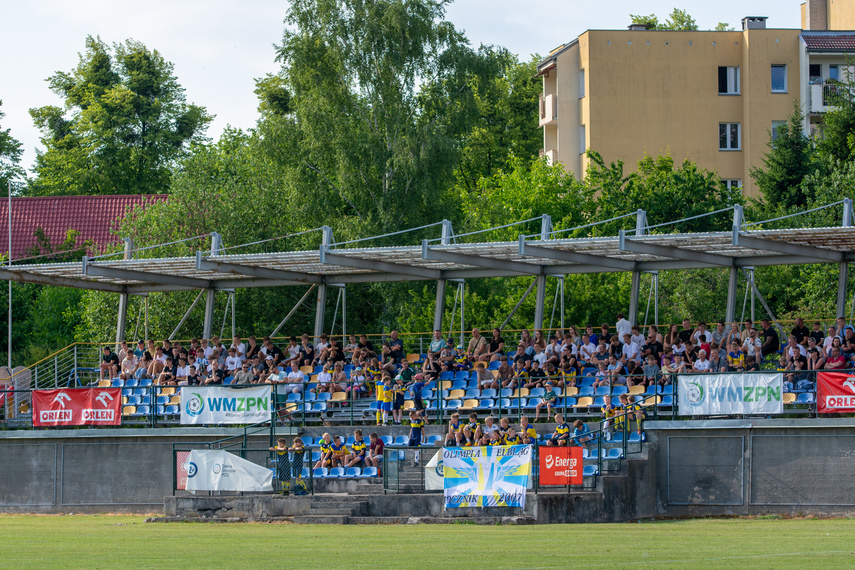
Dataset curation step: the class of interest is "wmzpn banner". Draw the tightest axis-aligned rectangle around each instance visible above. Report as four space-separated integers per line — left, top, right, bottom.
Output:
180 385 272 424
32 388 122 427
678 373 783 416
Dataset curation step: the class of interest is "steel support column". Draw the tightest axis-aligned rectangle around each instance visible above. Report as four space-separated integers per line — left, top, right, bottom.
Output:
433 220 453 332
628 210 647 326
533 215 551 331
725 266 739 325
202 232 221 340
115 238 133 347
837 198 852 318
314 226 333 344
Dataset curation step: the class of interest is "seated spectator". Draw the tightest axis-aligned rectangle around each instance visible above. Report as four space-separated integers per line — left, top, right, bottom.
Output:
578 334 596 366
134 353 152 380
285 362 305 394
204 360 225 384
825 346 846 369
428 330 446 358
232 361 255 385
477 365 497 391
692 350 711 373
785 335 807 363
518 416 537 445
791 317 810 347
659 355 675 385
282 336 301 367
503 427 521 445
727 341 744 372
621 333 640 364
571 419 594 447
607 354 626 386
345 429 367 467
608 335 623 361
463 412 481 446
381 330 405 372
264 339 285 367
245 336 262 360
843 326 855 360
545 336 562 366
314 363 342 394
510 342 529 365
546 413 570 447
266 363 286 385
480 328 505 362
347 366 367 398
365 432 384 474
590 341 610 367
642 354 659 387
524 360 547 389
760 319 780 361
708 347 726 373
807 347 826 370
314 334 330 365
99 346 120 380
314 433 333 469
809 321 825 346
326 336 345 364
224 347 242 373
331 361 348 391
330 436 349 468
421 351 441 380
672 353 688 374
298 334 315 366
343 333 360 363
744 354 760 372
496 355 514 384
591 362 609 389
535 381 558 421
118 351 138 381
156 356 177 385
445 412 465 446
175 357 191 384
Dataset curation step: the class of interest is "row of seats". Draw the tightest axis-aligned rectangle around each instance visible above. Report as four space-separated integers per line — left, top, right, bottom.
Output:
311 467 379 478
122 405 179 416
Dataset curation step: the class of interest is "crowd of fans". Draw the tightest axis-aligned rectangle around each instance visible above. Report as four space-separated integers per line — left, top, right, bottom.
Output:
98 314 852 420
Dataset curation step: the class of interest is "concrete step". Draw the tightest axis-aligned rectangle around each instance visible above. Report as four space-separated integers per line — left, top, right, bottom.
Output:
307 508 360 516
292 515 351 524
347 516 409 524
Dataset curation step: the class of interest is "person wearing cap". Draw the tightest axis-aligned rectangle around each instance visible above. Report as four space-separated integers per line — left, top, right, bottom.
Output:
534 381 559 422
391 375 407 424
133 340 146 359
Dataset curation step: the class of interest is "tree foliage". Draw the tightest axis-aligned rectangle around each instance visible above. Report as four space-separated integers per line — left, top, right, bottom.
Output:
28 36 211 196
0 100 24 190
631 8 698 31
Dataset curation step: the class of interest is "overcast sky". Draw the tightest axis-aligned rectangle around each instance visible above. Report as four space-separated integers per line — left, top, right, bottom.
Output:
1 0 800 174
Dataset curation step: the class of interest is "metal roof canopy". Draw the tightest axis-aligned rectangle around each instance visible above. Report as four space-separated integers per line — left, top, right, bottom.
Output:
1 208 854 294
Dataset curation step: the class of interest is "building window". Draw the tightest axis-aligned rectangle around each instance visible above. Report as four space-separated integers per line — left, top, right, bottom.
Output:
718 66 739 95
579 69 585 98
771 64 787 92
719 123 740 150
810 64 821 81
722 179 743 192
580 125 586 154
771 120 787 140
830 64 840 81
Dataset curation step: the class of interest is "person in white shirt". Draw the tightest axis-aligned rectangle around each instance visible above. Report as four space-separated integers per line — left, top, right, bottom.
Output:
621 333 640 364
630 325 645 348
224 347 242 373
743 329 762 357
615 313 632 341
692 350 711 372
201 338 213 359
785 335 807 361
314 364 334 394
823 327 837 351
579 334 596 364
532 344 547 366
286 363 305 394
118 353 139 380
692 322 712 345
266 365 286 384
545 337 562 365
230 336 247 362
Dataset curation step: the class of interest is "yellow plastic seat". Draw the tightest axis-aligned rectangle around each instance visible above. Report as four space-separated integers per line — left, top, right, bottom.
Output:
98 380 111 387
439 381 453 391
159 387 175 396
122 397 129 405
473 361 486 369
406 353 420 363
783 392 796 404
300 365 313 374
447 389 465 400
459 399 479 410
169 395 181 405
330 392 347 402
123 405 136 416
403 400 415 410
511 388 530 398
640 395 661 407
491 370 499 379
564 386 579 397
629 385 645 395
573 397 593 408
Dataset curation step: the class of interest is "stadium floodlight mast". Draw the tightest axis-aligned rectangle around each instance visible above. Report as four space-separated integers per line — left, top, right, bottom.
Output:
7 179 10 370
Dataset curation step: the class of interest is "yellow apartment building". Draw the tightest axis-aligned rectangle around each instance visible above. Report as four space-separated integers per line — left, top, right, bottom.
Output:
538 0 855 197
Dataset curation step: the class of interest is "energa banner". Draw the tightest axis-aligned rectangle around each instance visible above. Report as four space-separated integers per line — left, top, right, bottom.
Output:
817 372 855 414
538 446 583 486
180 385 272 424
184 449 273 492
678 373 783 416
443 445 531 508
32 388 122 427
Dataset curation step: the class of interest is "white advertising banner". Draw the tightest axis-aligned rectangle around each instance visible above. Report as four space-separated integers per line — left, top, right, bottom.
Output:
184 449 273 492
180 385 272 425
678 373 784 416
425 450 444 490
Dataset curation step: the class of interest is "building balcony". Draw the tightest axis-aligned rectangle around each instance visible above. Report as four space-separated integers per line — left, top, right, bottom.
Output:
539 94 557 127
810 81 849 113
539 149 558 165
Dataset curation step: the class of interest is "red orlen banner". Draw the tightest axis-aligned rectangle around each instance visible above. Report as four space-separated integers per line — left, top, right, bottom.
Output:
32 388 122 426
817 372 855 414
538 446 583 486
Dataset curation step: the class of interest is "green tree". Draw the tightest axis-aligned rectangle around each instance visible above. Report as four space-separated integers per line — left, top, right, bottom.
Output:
28 36 211 196
714 22 735 31
816 63 855 164
750 101 816 210
0 100 24 189
631 8 698 31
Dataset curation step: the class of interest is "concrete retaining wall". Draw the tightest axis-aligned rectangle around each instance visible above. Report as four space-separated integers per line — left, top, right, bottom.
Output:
647 418 855 517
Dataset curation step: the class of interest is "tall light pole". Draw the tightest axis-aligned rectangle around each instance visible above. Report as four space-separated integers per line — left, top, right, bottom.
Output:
7 179 11 369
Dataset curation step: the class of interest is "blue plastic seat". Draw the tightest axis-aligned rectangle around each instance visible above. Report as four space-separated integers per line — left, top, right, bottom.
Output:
134 405 150 416
659 395 674 407
303 392 317 402
611 432 624 443
134 388 147 396
380 435 393 446
451 380 467 390
360 467 379 478
528 387 546 398
476 398 495 409
499 388 513 398
454 371 468 381
439 371 453 380
311 451 321 462
481 388 497 399
612 386 628 396
579 376 595 387
425 435 442 445
465 380 479 390
346 436 356 445
446 399 462 410
125 378 139 387
424 380 436 390
156 395 169 405
111 379 124 387
156 405 165 415
606 448 623 460
344 467 361 477
367 402 379 412
488 361 501 370
313 366 323 374
464 388 480 399
139 395 151 405
122 388 134 398
581 448 589 459
796 392 814 404
315 393 332 402
343 364 354 372
524 397 542 409
595 386 610 396
498 398 512 409
553 387 563 397
420 388 434 399
628 432 645 443
328 467 345 478
394 435 408 445
582 465 599 477
582 367 597 376
138 378 153 387
287 393 302 402
611 396 622 406
591 396 606 407
125 395 141 406
563 397 577 407
165 405 178 414
223 376 234 385
313 467 328 478
578 386 595 397
643 385 657 396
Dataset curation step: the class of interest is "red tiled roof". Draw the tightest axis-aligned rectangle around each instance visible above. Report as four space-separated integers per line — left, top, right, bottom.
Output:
0 195 167 260
802 34 855 52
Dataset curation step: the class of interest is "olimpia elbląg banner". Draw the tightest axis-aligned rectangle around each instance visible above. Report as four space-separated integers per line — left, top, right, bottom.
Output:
442 445 532 508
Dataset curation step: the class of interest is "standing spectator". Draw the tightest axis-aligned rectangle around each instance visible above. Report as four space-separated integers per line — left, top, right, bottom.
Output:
760 319 780 362
429 330 446 357
615 313 632 341
809 321 826 346
100 346 120 380
791 318 810 346
678 318 694 344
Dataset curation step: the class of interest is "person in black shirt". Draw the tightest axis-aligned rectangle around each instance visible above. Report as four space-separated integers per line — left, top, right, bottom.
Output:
357 334 376 359
100 346 120 380
157 356 177 385
245 336 263 360
264 340 285 366
678 318 694 344
205 360 225 385
809 321 826 346
760 318 780 360
599 323 612 345
481 328 505 362
791 318 810 347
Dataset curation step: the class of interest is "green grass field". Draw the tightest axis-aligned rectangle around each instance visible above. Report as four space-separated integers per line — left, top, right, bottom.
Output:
1 515 853 568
